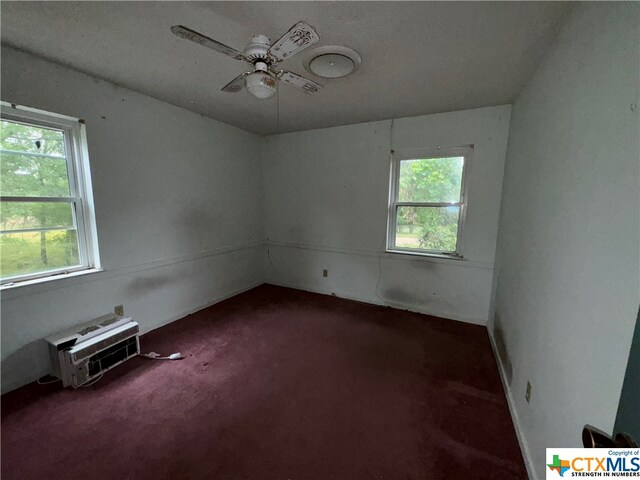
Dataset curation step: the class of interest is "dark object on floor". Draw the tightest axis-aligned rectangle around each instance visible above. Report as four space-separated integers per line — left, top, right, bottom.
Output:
1 285 526 479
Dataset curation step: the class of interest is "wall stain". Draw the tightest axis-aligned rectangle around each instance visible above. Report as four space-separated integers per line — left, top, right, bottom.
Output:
382 287 425 306
128 274 175 296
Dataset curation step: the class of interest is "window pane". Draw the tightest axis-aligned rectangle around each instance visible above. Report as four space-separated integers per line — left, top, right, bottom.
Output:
1 202 75 231
0 153 71 197
1 120 66 156
398 157 464 203
0 229 80 278
395 206 460 252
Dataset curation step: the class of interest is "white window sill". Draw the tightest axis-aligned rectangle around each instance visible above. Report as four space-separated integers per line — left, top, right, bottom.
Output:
1 268 103 291
385 249 465 260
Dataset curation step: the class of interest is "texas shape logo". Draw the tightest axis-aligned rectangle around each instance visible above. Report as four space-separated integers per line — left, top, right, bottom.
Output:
547 454 571 477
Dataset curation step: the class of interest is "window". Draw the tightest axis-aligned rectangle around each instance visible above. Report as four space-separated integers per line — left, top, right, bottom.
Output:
387 146 471 257
0 103 100 285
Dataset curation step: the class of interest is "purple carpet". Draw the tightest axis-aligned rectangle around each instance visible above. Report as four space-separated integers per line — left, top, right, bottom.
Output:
1 285 526 479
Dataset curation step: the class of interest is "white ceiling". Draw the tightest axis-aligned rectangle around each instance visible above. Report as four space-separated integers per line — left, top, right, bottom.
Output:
1 1 572 135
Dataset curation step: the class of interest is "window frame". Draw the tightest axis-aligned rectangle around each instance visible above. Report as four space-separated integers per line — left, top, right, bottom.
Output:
0 102 100 286
386 145 472 258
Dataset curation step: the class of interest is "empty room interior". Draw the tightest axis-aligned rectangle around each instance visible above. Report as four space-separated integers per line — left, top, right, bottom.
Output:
1 2 638 479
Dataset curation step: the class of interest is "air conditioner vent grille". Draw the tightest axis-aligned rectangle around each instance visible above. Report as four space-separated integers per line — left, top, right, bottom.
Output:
71 324 139 362
87 337 138 377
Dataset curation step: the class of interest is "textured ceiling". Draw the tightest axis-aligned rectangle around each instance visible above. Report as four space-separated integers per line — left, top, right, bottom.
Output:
1 1 571 135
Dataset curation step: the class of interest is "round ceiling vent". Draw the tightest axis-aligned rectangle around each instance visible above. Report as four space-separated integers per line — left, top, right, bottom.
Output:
304 46 361 79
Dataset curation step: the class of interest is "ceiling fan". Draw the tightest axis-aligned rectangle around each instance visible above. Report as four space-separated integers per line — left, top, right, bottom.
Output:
171 21 323 100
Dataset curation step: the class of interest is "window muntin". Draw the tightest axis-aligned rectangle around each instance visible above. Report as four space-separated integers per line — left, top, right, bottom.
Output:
387 147 470 256
1 103 100 285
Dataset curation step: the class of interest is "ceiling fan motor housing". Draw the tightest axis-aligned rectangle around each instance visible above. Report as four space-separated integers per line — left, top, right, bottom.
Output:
244 35 271 63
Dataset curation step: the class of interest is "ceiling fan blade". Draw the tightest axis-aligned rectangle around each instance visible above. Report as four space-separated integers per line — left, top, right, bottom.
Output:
171 25 246 62
268 22 319 62
221 72 250 93
278 70 323 95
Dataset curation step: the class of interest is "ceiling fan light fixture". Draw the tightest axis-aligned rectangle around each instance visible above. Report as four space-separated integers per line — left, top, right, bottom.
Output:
304 46 361 79
309 54 354 78
246 71 277 99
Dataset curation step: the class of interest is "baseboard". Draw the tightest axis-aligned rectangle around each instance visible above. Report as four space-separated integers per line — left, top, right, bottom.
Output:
487 329 536 480
266 280 486 326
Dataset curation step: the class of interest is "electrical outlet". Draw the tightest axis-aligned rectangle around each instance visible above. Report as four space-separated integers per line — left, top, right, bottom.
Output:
525 381 532 403
322 269 328 278
114 305 124 317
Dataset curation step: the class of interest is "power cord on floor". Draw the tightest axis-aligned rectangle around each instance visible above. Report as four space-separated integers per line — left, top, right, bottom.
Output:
37 373 102 387
37 375 61 385
139 352 183 360
82 373 104 388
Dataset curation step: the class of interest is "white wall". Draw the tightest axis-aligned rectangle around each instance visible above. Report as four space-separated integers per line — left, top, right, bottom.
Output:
0 48 510 393
0 47 266 393
263 105 511 325
490 4 639 478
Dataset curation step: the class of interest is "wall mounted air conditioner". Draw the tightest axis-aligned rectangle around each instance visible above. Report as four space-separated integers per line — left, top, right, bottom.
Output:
46 314 140 388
